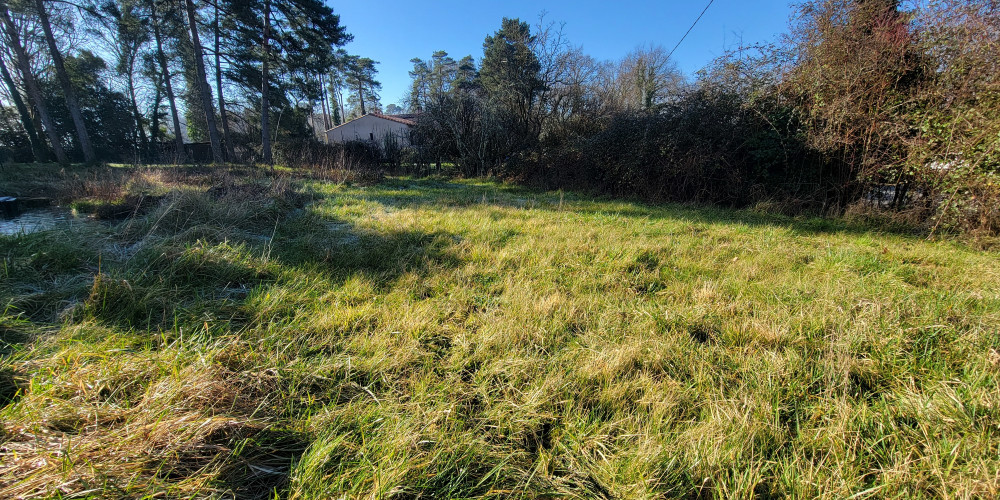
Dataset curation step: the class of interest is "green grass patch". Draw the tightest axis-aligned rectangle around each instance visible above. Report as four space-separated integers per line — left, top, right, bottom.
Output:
0 169 998 498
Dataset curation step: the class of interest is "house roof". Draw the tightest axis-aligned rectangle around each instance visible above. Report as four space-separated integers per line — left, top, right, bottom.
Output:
326 112 416 132
370 113 417 126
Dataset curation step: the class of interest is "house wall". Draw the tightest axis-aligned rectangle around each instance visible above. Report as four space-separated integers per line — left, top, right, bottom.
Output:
326 115 412 145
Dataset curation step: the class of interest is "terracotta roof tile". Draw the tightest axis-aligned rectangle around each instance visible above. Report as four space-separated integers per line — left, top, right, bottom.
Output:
369 113 417 126
326 112 417 132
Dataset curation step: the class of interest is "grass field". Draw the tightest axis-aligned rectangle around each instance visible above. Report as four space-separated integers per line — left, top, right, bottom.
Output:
1 165 999 498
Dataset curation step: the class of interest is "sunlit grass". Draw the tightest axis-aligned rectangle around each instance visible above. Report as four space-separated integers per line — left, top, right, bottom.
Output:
1 166 998 498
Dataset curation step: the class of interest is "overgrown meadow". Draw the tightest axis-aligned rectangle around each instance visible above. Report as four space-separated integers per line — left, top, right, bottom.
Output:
1 165 999 498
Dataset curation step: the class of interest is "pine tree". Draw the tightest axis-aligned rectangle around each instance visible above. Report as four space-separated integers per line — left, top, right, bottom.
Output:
345 56 379 117
183 0 223 162
0 0 67 164
0 55 46 161
34 0 96 162
149 0 185 161
213 0 235 160
92 0 151 156
221 0 349 164
480 18 543 121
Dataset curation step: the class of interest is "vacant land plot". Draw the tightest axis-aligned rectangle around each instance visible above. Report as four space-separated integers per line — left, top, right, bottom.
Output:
1 166 999 498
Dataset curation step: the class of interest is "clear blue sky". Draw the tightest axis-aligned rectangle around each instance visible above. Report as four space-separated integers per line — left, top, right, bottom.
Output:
331 0 796 108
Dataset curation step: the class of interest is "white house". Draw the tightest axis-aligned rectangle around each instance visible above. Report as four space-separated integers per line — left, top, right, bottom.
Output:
326 113 415 145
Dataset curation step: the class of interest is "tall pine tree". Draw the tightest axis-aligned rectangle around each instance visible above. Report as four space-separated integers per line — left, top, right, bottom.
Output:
221 0 349 164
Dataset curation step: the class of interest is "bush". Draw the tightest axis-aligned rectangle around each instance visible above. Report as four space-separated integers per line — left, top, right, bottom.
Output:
272 139 385 182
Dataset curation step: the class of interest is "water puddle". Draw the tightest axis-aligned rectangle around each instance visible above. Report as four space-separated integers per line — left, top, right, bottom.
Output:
0 206 95 236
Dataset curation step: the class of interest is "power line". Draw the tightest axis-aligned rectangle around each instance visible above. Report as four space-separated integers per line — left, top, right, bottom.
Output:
666 0 715 61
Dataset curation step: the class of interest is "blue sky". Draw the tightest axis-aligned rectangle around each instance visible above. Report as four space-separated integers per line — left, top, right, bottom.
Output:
331 0 796 108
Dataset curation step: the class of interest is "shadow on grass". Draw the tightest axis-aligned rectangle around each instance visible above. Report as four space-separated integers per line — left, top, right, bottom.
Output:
1 181 463 334
350 177 927 241
0 321 32 409
81 211 463 334
217 428 311 500
272 215 463 279
0 366 24 408
0 320 31 355
0 178 468 498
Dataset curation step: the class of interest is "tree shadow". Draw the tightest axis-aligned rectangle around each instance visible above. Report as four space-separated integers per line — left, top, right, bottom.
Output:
0 366 23 409
217 428 311 500
78 213 464 334
1 196 463 337
0 183 469 498
346 177 928 241
0 321 32 409
268 212 464 283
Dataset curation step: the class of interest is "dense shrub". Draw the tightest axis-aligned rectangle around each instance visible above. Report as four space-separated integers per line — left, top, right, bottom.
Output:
273 138 385 173
514 72 824 209
415 1 1000 234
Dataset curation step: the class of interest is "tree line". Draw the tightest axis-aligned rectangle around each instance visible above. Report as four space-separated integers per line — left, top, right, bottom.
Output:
403 1 999 234
2 0 997 234
0 0 381 165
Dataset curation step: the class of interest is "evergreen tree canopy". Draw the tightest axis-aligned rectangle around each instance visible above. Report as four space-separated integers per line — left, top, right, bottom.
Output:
344 55 380 117
222 0 350 109
480 18 543 117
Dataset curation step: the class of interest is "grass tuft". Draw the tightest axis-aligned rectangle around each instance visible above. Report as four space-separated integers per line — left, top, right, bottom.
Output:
0 165 998 498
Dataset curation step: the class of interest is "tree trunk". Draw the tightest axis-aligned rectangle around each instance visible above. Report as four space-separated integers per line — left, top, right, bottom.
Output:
183 0 223 163
126 69 149 158
214 0 234 161
34 0 95 163
260 0 272 164
319 73 331 131
325 75 333 129
358 82 366 115
308 97 316 139
0 2 67 165
149 75 161 144
0 55 46 161
150 0 185 162
30 109 45 150
337 85 345 123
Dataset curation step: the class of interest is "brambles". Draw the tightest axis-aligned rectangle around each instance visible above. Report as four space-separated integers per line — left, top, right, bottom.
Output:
401 3 1000 237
